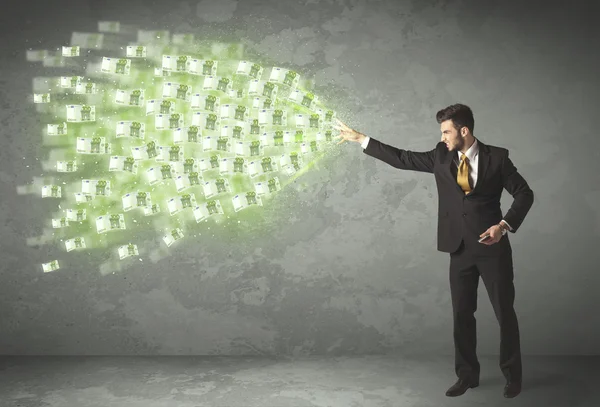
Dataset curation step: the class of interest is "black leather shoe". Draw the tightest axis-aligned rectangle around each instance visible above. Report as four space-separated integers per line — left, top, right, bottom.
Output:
445 378 479 397
504 381 521 398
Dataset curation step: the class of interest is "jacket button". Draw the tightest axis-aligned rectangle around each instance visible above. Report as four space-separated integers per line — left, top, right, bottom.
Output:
462 213 467 217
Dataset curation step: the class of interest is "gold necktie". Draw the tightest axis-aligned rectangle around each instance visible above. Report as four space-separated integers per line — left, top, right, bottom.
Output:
457 155 472 194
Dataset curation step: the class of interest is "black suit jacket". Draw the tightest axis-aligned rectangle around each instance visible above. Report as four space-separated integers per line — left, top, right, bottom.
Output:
363 137 534 256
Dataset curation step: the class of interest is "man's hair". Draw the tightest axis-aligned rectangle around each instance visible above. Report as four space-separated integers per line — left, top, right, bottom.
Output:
436 103 474 135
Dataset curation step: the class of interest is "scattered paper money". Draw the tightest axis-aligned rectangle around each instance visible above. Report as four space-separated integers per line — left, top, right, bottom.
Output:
115 89 145 106
98 21 120 33
62 46 80 57
81 179 111 196
47 123 67 136
254 176 281 195
126 45 147 58
202 178 231 199
155 113 183 130
42 260 60 272
193 199 224 222
232 191 263 212
52 217 69 228
162 228 184 247
236 61 263 79
269 67 299 88
34 93 51 103
118 243 139 259
77 137 106 154
116 121 145 139
173 126 202 144
101 57 131 75
74 192 94 203
42 185 61 198
155 145 184 162
162 55 191 72
67 105 96 122
188 59 217 76
96 213 126 233
109 156 138 174
143 203 160 216
162 81 191 101
71 32 104 49
57 160 77 172
75 82 97 94
66 208 86 222
122 191 152 211
65 237 86 252
42 54 65 67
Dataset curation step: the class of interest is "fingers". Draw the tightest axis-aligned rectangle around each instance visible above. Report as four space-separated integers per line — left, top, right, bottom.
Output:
333 118 350 131
333 119 353 145
482 235 500 245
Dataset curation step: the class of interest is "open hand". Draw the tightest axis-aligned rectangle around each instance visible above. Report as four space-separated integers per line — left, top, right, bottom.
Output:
332 118 365 145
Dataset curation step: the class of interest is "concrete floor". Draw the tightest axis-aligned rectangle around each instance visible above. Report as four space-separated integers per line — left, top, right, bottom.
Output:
0 355 597 407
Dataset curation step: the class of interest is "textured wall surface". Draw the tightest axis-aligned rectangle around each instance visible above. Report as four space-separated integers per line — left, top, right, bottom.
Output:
0 0 598 355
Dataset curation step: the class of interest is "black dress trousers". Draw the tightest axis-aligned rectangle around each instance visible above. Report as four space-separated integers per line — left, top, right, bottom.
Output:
449 238 522 383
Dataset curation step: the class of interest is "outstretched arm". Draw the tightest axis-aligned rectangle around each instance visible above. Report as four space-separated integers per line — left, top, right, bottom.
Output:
362 136 437 173
335 120 436 173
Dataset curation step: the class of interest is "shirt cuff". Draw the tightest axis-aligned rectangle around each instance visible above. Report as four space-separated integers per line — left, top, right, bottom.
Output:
360 136 370 149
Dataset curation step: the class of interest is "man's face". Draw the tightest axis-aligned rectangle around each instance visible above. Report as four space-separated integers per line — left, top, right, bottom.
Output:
440 120 463 151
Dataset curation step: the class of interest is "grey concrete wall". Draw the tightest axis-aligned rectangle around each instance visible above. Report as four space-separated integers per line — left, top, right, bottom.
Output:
0 0 598 355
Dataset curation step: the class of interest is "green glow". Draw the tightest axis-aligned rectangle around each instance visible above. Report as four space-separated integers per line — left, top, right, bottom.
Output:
23 23 340 273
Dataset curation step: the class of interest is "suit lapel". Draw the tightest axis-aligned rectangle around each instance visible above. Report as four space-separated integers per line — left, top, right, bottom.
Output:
445 149 462 194
446 138 490 195
472 139 490 194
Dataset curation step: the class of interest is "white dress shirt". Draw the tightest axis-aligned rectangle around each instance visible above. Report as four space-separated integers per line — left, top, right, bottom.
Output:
360 136 512 232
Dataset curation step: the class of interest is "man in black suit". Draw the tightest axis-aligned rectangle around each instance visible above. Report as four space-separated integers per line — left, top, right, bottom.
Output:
334 104 533 398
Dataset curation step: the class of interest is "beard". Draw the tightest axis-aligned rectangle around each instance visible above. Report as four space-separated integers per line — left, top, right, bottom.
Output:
450 138 466 151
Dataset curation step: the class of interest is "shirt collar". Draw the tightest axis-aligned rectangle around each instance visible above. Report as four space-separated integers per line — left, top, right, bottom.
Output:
457 138 479 161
